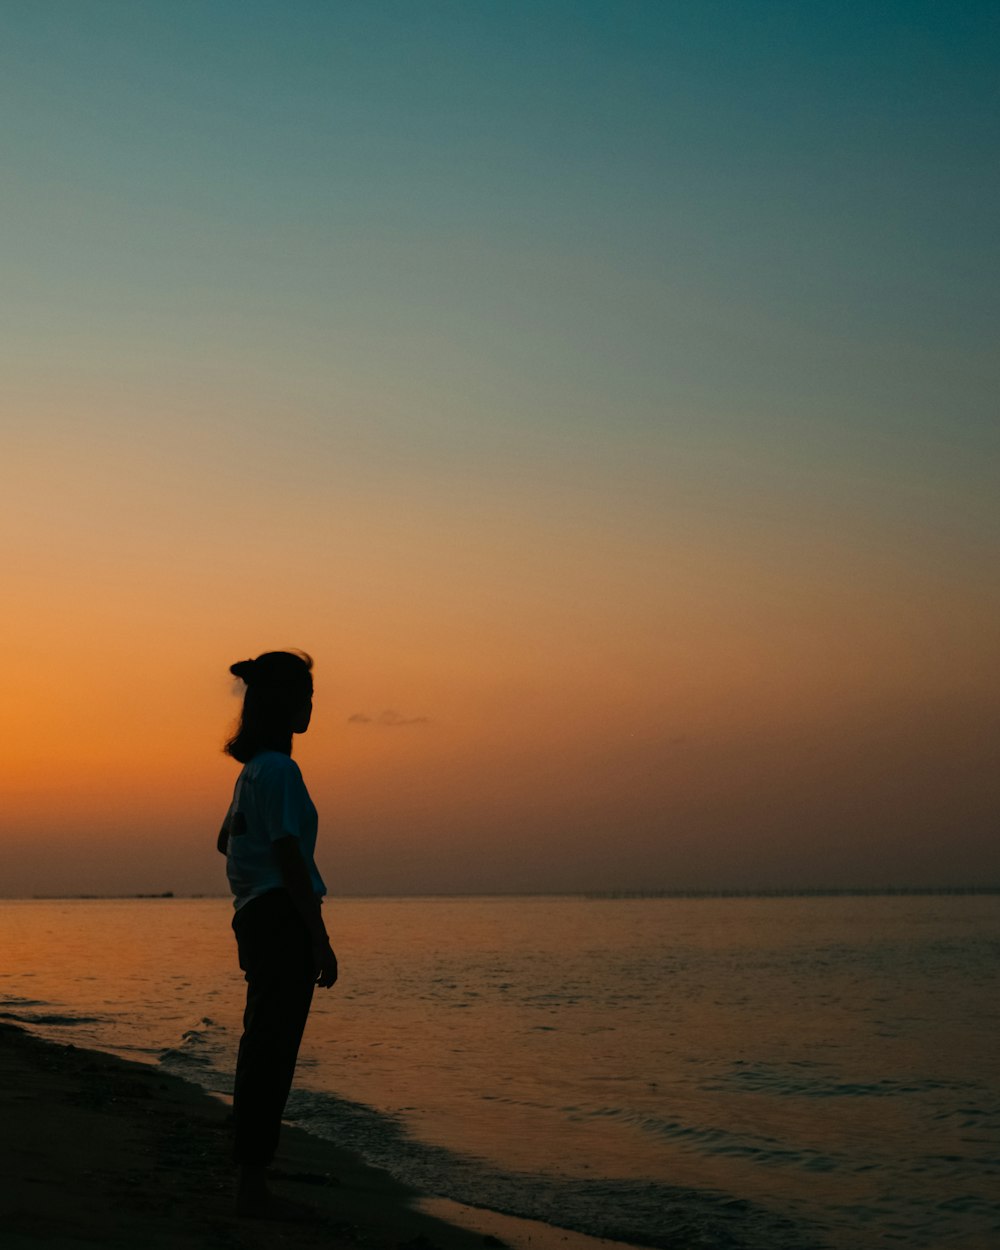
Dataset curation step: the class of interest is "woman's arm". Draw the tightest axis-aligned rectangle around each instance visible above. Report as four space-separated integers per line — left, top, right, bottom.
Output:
272 836 338 988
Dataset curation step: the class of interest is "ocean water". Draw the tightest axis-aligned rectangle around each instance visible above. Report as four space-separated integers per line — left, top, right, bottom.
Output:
0 894 997 1249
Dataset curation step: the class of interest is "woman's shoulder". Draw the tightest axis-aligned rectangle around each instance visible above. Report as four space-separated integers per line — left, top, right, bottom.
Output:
245 750 303 781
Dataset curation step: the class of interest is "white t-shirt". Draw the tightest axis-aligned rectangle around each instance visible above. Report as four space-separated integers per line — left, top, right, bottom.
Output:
224 750 327 911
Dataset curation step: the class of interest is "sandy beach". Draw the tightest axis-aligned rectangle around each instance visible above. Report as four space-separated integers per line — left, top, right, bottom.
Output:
1 1020 610 1250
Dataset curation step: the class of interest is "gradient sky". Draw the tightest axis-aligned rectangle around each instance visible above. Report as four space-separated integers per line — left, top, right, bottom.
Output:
2 1 998 895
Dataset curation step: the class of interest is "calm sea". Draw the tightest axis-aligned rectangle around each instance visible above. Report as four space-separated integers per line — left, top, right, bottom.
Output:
0 895 997 1249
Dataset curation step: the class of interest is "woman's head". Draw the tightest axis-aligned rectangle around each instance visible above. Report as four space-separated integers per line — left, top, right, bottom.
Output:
225 650 314 763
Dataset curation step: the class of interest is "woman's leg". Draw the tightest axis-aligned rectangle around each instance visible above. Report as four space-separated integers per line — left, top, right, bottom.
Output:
231 892 315 1173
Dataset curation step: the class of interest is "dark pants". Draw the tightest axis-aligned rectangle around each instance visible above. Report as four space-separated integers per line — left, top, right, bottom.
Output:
231 890 315 1166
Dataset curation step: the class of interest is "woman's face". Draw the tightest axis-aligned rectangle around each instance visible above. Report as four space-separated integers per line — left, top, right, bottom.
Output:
292 694 313 736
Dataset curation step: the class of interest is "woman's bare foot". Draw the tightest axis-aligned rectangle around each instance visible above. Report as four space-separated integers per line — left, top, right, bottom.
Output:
236 1164 319 1221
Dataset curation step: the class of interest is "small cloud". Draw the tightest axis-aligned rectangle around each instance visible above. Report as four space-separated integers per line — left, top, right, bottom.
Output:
378 709 430 727
348 710 430 727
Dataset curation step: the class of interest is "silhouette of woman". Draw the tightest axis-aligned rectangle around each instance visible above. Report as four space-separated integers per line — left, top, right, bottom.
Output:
217 650 338 1217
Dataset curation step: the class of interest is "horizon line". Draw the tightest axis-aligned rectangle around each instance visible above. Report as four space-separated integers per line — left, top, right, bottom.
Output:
7 885 1000 902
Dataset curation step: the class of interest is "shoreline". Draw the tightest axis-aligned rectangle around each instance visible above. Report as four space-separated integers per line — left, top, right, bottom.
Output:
0 1021 634 1250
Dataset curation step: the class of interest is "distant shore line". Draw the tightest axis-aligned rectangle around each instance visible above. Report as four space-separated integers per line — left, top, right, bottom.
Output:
9 886 1000 901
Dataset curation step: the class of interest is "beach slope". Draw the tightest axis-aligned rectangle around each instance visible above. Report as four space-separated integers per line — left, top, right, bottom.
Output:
0 1021 492 1250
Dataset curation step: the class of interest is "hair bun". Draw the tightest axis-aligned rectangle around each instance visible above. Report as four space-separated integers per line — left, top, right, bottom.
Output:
230 658 256 683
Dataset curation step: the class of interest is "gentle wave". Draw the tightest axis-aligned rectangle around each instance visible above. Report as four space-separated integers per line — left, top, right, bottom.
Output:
285 1085 818 1249
0 1005 103 1027
701 1060 978 1099
0 1000 103 1030
159 1016 230 1071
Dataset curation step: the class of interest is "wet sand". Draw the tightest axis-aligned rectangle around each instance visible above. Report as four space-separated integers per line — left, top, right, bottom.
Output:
0 1021 627 1250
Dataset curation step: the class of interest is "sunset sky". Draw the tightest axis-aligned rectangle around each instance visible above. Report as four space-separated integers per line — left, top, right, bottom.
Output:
2 2 998 896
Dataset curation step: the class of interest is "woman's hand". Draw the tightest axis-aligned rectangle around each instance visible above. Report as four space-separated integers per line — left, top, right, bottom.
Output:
273 837 338 988
313 938 339 988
